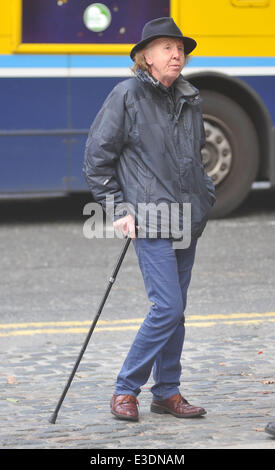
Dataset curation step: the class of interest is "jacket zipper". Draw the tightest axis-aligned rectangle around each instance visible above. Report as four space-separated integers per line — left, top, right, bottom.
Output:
174 99 187 195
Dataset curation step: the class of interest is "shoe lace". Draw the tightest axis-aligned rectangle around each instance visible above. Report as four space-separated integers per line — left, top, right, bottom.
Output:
117 395 139 406
173 394 188 407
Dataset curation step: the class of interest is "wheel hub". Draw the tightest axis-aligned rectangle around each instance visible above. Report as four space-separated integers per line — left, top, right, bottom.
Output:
201 118 233 186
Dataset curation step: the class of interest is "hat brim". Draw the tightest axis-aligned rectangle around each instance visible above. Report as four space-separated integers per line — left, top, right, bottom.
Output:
130 34 197 60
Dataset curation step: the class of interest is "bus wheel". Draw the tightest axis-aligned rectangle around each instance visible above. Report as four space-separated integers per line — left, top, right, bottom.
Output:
200 90 259 218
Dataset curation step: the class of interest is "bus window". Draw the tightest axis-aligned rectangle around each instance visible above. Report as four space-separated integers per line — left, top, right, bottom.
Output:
22 0 170 45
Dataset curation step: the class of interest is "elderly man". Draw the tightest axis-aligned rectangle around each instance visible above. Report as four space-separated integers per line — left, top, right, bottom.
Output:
83 17 215 421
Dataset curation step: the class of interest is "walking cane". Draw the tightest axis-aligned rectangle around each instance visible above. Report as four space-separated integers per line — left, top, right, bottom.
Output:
49 235 132 424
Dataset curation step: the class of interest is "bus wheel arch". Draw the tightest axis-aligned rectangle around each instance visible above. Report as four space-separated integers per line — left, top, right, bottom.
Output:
186 71 273 217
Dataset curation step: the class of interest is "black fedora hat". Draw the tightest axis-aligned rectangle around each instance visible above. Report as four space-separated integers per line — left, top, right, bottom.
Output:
130 17 197 60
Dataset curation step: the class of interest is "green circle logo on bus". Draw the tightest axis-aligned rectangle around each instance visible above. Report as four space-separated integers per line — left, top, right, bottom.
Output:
83 3 112 32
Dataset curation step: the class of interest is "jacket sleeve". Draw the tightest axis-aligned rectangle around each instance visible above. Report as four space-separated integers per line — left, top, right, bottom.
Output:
83 83 129 220
199 113 216 206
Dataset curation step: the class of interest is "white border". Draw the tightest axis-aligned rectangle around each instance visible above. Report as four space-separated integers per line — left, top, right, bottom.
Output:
0 66 275 78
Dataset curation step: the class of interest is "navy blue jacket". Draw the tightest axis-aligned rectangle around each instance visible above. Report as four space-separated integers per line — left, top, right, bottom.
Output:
83 69 215 239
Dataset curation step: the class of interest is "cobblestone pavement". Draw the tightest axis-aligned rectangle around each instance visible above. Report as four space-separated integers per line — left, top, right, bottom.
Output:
0 192 275 451
1 322 275 449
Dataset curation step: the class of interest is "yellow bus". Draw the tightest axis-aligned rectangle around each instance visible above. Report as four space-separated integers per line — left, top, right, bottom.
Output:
1 0 275 217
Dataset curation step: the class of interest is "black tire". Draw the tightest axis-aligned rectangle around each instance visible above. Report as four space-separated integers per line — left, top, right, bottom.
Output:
200 90 259 218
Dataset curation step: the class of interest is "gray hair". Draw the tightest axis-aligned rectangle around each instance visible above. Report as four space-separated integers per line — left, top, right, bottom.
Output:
131 48 151 74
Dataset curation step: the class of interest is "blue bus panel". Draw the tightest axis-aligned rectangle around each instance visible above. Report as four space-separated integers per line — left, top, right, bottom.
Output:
0 54 275 194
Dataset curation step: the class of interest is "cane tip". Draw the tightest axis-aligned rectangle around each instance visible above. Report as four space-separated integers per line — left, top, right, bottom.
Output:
48 412 57 424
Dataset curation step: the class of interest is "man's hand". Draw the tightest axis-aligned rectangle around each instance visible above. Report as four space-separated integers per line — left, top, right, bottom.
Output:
113 214 136 239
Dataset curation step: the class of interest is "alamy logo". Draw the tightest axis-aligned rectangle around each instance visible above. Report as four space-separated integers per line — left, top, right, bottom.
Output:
83 196 191 249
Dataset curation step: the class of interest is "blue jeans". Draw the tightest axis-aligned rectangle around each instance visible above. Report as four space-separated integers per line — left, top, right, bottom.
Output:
114 237 197 401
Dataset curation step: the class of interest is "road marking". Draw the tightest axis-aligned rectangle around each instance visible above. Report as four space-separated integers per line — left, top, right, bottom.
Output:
0 312 275 337
0 318 144 329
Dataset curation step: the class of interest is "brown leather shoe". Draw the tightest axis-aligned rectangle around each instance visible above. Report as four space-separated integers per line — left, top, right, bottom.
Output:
111 394 139 422
151 393 206 418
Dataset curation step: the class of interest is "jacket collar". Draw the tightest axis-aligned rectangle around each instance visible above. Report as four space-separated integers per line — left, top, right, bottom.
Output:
135 68 200 103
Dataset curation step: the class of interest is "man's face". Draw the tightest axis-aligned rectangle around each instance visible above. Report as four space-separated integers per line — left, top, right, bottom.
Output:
144 37 185 87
